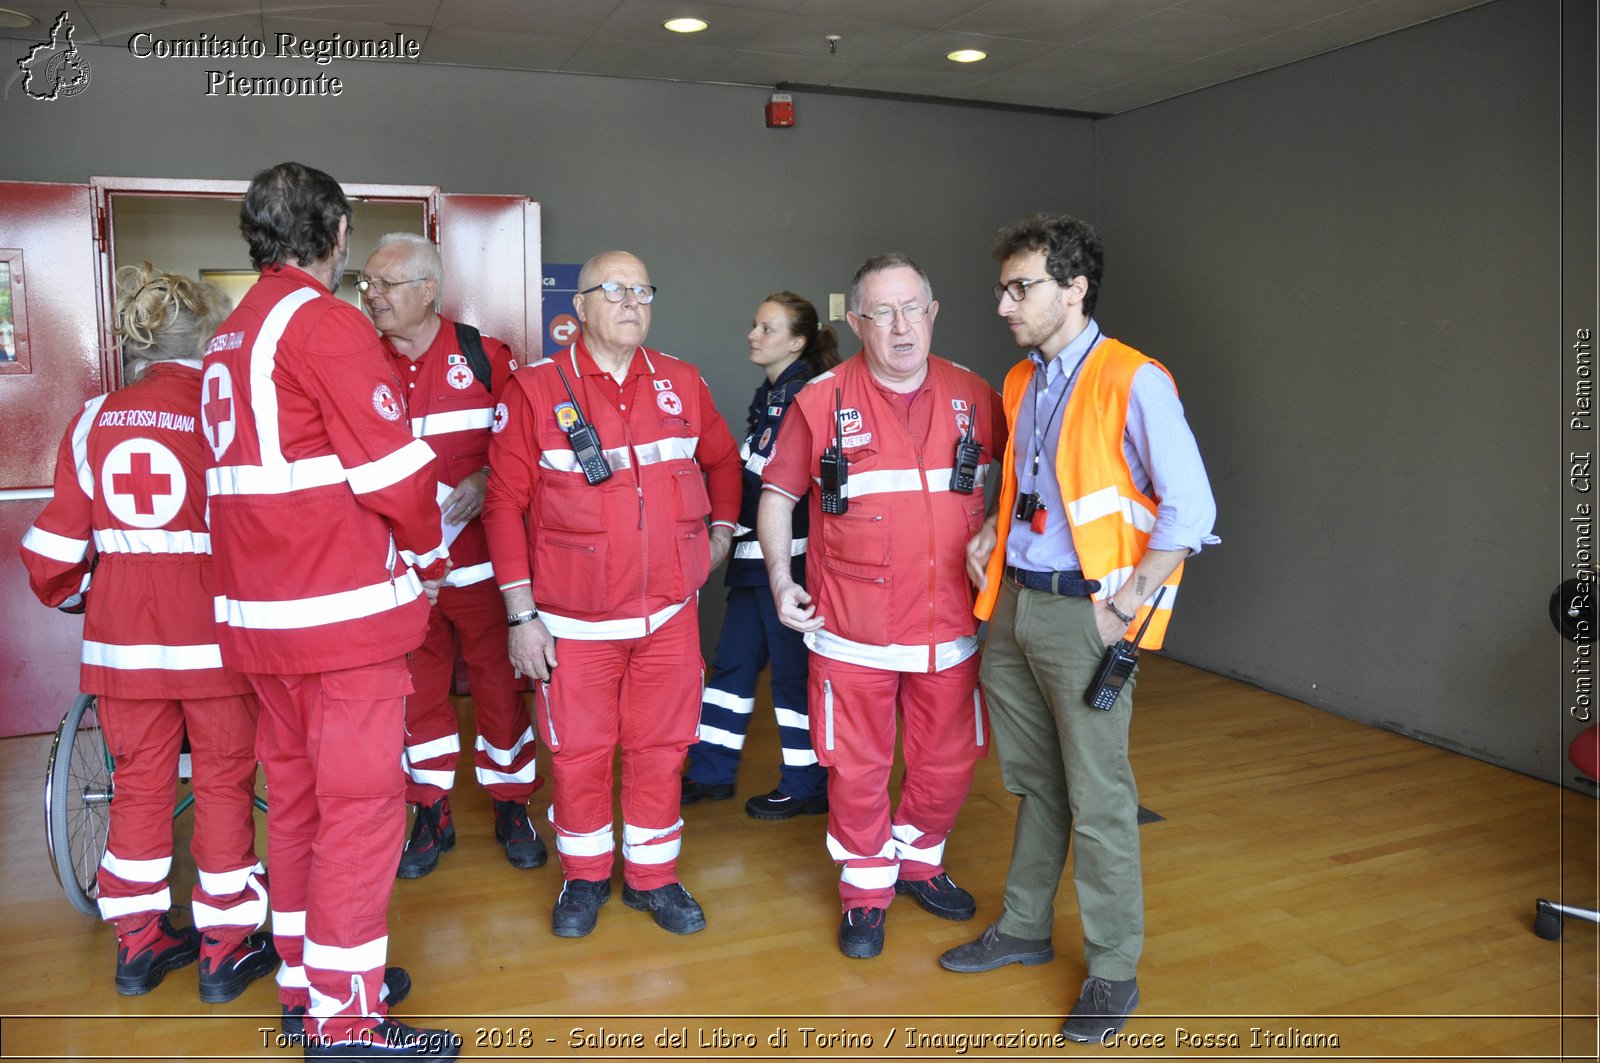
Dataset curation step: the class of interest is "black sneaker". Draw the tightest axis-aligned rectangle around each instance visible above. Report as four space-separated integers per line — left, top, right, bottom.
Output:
622 882 706 935
551 879 611 938
396 798 455 879
304 1017 461 1060
283 967 412 1039
744 789 828 820
493 800 548 869
680 778 734 804
114 912 201 996
938 923 1054 973
894 872 976 921
838 906 885 959
198 931 278 1003
1059 976 1139 1043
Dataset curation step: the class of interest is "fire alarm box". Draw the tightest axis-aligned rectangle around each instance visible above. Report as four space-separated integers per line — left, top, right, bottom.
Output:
765 92 795 128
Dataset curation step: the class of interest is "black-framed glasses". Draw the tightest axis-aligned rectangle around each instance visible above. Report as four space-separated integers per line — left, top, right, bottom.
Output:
580 282 657 304
857 303 929 328
993 277 1059 303
356 276 427 295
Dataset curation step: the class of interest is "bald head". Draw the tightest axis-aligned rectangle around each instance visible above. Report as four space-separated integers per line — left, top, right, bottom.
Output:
578 250 646 292
573 250 653 362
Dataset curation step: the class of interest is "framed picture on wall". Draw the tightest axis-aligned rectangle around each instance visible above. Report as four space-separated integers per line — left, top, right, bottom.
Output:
0 250 30 374
200 269 364 310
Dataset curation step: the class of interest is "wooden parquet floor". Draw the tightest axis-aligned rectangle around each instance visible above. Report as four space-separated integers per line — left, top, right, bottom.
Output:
0 656 1594 1060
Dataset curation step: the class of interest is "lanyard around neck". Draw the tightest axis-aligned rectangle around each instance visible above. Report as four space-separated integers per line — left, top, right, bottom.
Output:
1023 328 1099 489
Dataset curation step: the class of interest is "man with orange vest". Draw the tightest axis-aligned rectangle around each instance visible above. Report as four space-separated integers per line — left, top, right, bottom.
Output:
483 250 742 940
941 214 1217 1045
361 233 544 880
758 253 1006 960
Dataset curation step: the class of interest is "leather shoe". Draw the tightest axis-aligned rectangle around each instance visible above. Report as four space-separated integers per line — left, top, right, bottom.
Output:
1059 976 1139 1043
622 882 706 935
939 923 1054 972
894 872 976 920
745 788 828 820
681 778 734 803
838 906 885 959
552 879 610 938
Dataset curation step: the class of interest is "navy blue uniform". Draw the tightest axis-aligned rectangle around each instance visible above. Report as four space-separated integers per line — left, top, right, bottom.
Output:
686 360 825 799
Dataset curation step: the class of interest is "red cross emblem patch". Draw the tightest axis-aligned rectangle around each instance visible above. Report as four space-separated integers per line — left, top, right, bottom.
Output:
102 439 185 528
372 383 402 421
492 402 509 433
447 364 474 390
656 390 683 416
200 365 236 461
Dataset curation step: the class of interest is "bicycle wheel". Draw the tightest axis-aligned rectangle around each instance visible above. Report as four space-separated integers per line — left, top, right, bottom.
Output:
45 693 113 917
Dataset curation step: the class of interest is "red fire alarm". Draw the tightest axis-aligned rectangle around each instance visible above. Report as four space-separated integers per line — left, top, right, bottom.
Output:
765 92 795 128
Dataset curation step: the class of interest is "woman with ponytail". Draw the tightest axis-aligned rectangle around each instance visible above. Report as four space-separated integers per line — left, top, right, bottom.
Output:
683 293 838 819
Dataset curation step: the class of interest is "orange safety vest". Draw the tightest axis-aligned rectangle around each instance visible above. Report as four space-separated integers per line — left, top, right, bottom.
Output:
975 337 1182 649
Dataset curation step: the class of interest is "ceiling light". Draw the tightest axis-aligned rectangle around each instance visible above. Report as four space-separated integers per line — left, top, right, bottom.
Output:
947 49 987 63
663 18 708 34
0 7 39 29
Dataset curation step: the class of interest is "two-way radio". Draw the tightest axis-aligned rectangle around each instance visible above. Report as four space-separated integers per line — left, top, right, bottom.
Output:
818 387 849 515
1084 588 1167 711
552 363 613 485
951 398 982 495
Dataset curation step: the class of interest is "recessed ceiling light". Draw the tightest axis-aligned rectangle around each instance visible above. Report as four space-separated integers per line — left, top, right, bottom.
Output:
0 7 39 29
947 49 987 63
663 18 708 34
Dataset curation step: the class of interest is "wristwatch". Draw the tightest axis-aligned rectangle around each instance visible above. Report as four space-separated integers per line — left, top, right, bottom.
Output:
506 608 539 627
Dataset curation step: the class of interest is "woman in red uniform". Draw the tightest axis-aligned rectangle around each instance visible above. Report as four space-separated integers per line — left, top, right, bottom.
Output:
20 266 276 1002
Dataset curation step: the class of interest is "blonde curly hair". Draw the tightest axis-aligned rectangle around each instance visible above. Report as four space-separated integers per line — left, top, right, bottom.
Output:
114 263 232 380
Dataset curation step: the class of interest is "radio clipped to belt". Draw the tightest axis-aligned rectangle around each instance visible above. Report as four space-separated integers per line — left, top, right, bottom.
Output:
950 396 982 495
819 386 849 515
553 363 612 486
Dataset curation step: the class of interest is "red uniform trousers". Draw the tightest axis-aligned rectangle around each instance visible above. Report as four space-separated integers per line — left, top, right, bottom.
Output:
534 605 701 891
97 694 265 940
402 579 537 805
251 658 410 1044
808 654 985 912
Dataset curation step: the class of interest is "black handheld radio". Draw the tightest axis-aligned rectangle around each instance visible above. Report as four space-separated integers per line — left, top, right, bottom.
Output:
951 399 981 495
819 387 849 515
553 364 613 486
1084 588 1166 711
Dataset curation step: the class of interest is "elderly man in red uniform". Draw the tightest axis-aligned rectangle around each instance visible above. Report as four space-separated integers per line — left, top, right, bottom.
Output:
758 253 1007 960
203 162 459 1061
483 250 741 939
360 233 543 879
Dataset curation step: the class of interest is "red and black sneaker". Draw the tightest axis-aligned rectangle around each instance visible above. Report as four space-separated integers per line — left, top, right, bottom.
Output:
114 912 201 996
198 931 278 1003
396 798 455 879
304 1017 461 1060
282 967 412 1040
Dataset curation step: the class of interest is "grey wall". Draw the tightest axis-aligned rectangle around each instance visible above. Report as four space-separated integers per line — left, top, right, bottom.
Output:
1093 0 1569 780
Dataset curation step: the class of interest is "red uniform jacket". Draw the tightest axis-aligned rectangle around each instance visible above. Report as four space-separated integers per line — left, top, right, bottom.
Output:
763 353 1006 673
483 339 741 640
19 360 249 698
385 316 516 589
201 265 447 675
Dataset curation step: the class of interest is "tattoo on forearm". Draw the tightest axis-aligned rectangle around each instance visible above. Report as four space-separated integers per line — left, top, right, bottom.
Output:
1134 576 1148 596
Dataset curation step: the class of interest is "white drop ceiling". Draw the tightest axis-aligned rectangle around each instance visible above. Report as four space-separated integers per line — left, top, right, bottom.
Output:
2 0 1494 115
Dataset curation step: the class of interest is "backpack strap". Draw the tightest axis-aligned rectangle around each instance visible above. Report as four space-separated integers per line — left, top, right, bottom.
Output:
453 321 493 394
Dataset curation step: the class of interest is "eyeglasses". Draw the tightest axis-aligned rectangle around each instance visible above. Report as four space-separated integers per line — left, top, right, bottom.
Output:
993 277 1059 303
857 303 929 329
580 282 657 304
356 276 426 295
